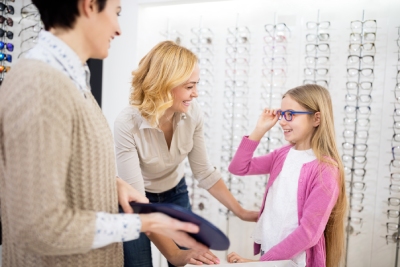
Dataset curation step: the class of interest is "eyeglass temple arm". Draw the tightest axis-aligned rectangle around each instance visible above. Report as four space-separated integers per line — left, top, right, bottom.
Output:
18 47 33 59
18 25 34 37
19 12 39 24
20 3 33 12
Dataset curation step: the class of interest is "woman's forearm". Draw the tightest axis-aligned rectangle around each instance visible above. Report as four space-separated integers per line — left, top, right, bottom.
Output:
147 233 214 266
207 179 243 216
147 233 181 262
208 179 258 222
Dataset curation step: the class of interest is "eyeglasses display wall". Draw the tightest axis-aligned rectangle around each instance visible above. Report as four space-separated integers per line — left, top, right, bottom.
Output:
255 15 288 210
259 17 287 155
189 20 217 217
221 20 251 211
0 0 42 87
303 11 331 88
18 2 41 59
0 0 15 85
342 11 377 267
104 1 400 266
191 21 215 156
160 19 182 46
221 19 257 255
386 26 400 267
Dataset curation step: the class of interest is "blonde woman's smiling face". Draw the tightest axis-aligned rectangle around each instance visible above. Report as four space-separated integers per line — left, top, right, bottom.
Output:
170 65 200 113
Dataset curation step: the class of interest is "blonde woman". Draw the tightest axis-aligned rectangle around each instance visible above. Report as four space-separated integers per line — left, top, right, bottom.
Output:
114 41 258 267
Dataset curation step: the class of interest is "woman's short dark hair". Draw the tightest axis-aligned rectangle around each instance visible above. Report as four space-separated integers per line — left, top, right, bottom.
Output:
32 0 108 31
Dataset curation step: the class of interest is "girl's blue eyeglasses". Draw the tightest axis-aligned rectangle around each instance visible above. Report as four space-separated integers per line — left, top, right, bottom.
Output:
278 109 315 121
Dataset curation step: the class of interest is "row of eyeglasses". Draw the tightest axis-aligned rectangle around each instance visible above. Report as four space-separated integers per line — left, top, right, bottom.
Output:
253 21 289 210
218 25 251 217
18 3 43 59
303 14 331 88
386 26 400 247
0 0 15 85
343 19 377 240
185 25 215 214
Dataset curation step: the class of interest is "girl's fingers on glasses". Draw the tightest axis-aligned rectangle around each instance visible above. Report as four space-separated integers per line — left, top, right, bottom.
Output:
262 108 279 116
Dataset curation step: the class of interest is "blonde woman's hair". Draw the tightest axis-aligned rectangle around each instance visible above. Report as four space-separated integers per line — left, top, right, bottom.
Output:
130 41 198 126
283 84 346 267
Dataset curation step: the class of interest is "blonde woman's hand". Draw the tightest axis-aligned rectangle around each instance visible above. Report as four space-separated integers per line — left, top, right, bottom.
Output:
227 252 256 263
172 249 220 265
116 177 149 214
189 249 220 265
249 108 280 141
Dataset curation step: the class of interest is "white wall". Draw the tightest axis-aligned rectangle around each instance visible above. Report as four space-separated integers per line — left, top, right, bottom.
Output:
103 0 400 266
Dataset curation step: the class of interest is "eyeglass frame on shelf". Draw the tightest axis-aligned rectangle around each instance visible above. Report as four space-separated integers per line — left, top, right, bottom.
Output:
350 20 377 33
306 21 331 29
344 166 366 177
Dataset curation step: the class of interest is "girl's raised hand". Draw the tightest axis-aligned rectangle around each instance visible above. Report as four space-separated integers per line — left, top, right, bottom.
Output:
249 108 279 141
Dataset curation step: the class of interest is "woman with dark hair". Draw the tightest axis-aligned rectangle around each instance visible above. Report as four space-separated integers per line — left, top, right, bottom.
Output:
0 1 207 266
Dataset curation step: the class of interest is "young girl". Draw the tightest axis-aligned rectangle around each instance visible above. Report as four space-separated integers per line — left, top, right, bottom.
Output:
227 85 346 267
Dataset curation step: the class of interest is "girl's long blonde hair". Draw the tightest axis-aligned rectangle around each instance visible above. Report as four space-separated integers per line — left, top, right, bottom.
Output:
283 84 346 267
130 41 198 127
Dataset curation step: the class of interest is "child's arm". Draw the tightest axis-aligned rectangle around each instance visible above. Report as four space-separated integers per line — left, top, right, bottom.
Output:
229 108 280 176
228 136 277 175
260 164 340 261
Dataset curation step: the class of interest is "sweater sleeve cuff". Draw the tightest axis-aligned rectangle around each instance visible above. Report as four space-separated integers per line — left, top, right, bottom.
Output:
91 212 141 249
260 252 273 261
238 136 260 152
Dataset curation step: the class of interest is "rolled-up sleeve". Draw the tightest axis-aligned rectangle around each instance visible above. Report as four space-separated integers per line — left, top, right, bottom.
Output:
187 110 221 190
114 116 146 196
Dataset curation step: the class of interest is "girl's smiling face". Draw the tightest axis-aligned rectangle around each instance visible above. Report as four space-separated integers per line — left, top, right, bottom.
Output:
279 95 320 150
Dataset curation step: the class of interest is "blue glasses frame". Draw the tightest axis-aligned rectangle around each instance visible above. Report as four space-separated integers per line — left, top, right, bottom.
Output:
0 41 13 52
0 53 12 62
278 109 315 121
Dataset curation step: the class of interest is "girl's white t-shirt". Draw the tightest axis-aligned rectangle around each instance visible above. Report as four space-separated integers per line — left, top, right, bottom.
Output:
253 147 316 267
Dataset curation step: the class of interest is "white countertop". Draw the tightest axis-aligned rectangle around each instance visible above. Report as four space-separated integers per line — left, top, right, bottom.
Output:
186 260 297 267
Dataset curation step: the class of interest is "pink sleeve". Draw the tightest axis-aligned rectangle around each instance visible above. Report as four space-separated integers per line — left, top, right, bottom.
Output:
228 136 277 176
260 164 340 261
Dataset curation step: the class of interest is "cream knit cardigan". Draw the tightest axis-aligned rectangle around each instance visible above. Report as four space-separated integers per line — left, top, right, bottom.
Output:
0 59 123 267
